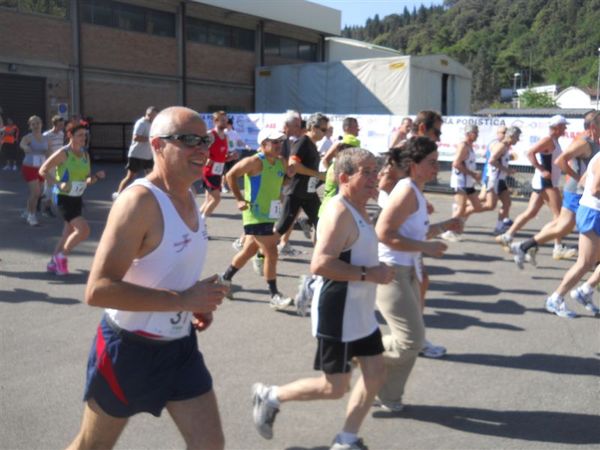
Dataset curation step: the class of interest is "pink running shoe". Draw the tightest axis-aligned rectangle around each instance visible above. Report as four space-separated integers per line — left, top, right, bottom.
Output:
55 254 69 276
46 257 57 273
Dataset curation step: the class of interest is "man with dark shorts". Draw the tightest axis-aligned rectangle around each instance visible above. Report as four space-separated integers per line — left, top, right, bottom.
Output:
275 113 328 242
66 107 228 450
113 106 158 199
200 110 232 217
221 128 293 309
252 148 394 449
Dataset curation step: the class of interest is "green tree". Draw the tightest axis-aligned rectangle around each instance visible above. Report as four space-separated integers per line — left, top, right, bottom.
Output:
519 90 557 108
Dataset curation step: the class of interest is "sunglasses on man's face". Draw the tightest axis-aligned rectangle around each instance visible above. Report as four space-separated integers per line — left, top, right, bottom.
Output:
158 134 214 147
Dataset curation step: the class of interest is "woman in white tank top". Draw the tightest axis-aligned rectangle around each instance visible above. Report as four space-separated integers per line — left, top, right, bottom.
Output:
373 137 463 410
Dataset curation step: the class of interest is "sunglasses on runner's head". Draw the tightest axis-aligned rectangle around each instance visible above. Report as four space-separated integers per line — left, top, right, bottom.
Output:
158 134 214 147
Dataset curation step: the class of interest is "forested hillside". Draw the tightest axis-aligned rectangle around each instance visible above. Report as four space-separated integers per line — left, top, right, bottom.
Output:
342 0 600 109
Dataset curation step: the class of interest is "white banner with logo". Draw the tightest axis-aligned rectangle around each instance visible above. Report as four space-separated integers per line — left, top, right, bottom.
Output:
202 113 584 166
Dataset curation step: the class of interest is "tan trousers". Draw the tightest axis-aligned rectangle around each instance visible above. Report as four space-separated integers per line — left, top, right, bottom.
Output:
376 264 425 403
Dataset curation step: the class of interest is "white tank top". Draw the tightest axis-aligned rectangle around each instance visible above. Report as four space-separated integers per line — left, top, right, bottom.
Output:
487 144 510 182
311 195 380 342
579 152 600 211
106 178 209 340
450 146 477 189
378 178 429 279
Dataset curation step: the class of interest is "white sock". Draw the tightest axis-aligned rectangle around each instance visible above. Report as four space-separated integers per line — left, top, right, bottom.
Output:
549 292 563 303
580 283 593 295
266 386 280 407
554 242 562 250
337 431 358 445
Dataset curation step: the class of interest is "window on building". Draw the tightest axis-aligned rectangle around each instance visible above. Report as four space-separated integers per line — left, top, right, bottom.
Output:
187 17 255 52
0 0 68 18
81 0 175 37
264 33 318 61
147 9 175 37
114 2 145 33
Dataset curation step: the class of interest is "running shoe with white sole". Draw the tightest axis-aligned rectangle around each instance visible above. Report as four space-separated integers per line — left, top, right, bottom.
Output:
46 257 57 274
570 287 600 315
232 237 244 252
552 244 577 260
297 216 312 240
251 383 279 440
440 230 461 242
55 254 69 276
419 340 446 358
495 233 512 250
269 293 293 310
545 297 576 318
330 437 368 450
26 213 39 227
510 243 526 269
278 242 302 258
373 397 404 412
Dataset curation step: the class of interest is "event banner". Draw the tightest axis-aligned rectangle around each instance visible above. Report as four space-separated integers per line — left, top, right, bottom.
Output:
200 113 584 166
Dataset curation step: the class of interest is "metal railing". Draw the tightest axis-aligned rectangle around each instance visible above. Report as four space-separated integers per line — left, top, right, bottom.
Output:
89 122 132 162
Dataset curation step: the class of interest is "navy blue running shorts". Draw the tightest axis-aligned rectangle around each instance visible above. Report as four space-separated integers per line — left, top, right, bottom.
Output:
83 315 213 418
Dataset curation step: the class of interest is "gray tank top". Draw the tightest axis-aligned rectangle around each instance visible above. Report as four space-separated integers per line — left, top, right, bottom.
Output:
563 136 600 194
23 134 48 167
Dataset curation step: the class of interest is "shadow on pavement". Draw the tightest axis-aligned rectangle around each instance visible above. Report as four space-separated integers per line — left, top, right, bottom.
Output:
373 405 600 444
423 311 524 331
0 288 80 305
426 298 526 315
437 352 600 376
429 280 546 297
0 270 89 285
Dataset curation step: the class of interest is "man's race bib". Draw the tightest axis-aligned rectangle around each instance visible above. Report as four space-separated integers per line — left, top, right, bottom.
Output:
143 311 191 338
212 161 224 175
66 181 87 197
307 176 318 193
269 200 282 219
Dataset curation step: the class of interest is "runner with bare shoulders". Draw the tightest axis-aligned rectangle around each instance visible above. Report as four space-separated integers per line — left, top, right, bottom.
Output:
66 107 228 450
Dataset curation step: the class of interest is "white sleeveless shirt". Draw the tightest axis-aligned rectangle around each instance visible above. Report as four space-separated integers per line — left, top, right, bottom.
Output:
579 152 600 211
106 178 209 340
311 195 380 342
378 178 429 280
450 146 477 189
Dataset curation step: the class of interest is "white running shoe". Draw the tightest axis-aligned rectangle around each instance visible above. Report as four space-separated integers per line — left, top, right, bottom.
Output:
510 243 526 269
373 397 404 412
419 340 446 358
570 287 600 315
278 242 302 258
440 230 461 242
2 164 10 171
330 437 368 450
297 216 312 240
232 237 244 252
545 297 576 318
26 213 39 227
111 192 119 201
495 233 512 250
251 383 279 440
252 255 265 276
552 244 577 260
269 293 293 310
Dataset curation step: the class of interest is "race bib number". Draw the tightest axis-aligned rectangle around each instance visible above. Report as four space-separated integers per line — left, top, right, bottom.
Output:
66 181 87 197
32 155 45 167
212 162 224 175
144 311 191 338
307 176 318 193
269 200 282 219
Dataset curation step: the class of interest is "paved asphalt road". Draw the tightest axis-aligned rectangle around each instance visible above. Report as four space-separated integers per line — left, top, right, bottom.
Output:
1 163 598 450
